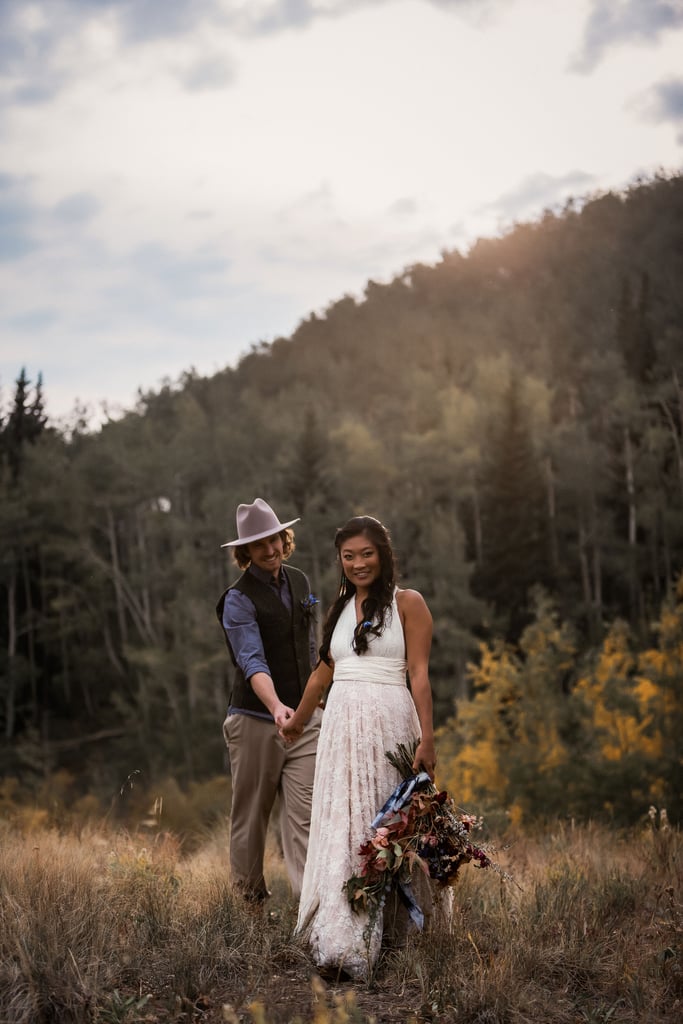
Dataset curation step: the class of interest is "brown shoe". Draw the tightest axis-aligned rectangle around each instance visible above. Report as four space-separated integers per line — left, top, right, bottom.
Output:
238 885 271 905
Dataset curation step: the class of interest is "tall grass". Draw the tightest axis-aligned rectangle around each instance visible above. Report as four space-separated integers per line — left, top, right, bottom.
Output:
0 815 680 1023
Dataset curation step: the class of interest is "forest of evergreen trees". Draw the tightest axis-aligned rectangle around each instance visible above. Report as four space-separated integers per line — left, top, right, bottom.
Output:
1 172 682 824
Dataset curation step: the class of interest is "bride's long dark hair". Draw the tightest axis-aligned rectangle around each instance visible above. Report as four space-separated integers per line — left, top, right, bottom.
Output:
319 516 398 664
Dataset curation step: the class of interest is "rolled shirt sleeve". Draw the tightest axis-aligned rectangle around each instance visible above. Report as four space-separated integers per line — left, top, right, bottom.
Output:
223 570 318 680
222 588 271 681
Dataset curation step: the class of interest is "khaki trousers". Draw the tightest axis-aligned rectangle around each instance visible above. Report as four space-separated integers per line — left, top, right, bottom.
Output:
223 708 321 898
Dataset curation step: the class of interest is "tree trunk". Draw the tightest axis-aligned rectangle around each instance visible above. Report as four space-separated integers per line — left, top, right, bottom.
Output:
672 369 683 501
20 546 38 722
58 578 71 704
578 507 592 608
658 385 683 503
472 483 483 567
103 617 126 678
107 506 129 647
650 508 661 602
88 539 158 646
624 427 638 625
661 507 673 596
136 507 153 636
590 491 603 622
5 573 17 739
544 455 560 576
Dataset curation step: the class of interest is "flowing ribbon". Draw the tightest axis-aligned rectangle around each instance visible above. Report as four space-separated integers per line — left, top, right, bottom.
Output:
397 879 425 930
370 771 432 931
370 771 432 829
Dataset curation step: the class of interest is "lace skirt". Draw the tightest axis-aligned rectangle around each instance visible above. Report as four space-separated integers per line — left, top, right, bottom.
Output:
296 673 422 978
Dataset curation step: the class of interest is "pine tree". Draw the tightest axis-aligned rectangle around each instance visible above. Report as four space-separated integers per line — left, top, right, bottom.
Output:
472 374 553 638
0 370 50 749
4 369 47 483
617 272 656 384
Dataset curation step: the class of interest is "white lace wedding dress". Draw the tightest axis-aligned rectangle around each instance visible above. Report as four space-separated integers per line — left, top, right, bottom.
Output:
295 592 422 978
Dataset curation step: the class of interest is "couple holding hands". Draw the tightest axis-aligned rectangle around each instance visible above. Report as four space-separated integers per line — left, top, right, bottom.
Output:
216 498 437 980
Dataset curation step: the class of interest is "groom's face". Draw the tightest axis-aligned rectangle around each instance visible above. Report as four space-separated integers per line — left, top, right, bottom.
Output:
247 533 284 575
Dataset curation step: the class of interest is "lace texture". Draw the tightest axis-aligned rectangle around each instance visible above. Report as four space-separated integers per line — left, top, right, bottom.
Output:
296 594 421 978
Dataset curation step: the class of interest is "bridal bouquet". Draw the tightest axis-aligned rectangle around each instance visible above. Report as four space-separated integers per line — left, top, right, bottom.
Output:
344 741 510 928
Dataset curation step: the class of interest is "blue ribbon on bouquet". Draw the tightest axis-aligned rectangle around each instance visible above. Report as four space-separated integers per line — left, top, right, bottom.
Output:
371 771 432 829
370 771 433 931
396 878 425 930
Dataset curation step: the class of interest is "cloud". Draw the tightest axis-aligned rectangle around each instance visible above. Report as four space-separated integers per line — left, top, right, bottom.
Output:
277 181 336 219
427 0 507 21
387 197 418 217
653 77 683 118
181 53 236 91
115 0 221 43
572 0 683 73
0 4 51 75
242 0 337 36
123 242 231 305
8 308 59 332
0 0 504 108
0 0 226 105
53 192 102 223
0 175 104 262
0 3 70 106
639 76 683 120
633 75 683 143
480 170 597 223
241 0 504 36
12 74 70 106
0 225 309 420
0 173 40 261
0 0 504 62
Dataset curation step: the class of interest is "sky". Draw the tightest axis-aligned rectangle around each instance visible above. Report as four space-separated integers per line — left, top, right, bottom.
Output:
1 0 682 425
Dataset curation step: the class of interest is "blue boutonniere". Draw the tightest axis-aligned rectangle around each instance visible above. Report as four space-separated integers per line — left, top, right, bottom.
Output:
300 593 319 623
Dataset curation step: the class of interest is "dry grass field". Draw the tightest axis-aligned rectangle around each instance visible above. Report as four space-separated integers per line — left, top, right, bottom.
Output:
0 813 680 1023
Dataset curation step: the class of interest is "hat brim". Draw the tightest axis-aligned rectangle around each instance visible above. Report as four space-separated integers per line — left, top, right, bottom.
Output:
220 517 300 548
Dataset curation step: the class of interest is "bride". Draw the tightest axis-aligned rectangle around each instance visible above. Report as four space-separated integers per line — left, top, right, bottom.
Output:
280 515 436 979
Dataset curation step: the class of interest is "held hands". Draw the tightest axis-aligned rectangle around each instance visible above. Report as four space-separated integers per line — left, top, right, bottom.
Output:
272 702 296 731
279 714 304 744
412 738 437 781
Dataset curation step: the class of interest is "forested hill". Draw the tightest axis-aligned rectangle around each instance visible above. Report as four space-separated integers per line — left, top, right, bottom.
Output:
2 172 682 819
233 170 681 421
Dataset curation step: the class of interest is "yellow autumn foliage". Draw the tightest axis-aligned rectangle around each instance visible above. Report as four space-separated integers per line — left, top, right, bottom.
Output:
437 580 683 823
438 592 576 820
574 621 662 761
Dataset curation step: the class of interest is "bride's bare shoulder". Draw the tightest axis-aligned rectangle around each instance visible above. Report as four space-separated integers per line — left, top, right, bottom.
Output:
396 588 430 616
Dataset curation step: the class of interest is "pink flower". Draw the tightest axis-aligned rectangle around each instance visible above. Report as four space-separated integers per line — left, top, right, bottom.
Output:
373 828 390 849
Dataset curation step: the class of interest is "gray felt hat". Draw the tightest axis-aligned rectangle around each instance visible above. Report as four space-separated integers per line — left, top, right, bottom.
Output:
221 498 300 548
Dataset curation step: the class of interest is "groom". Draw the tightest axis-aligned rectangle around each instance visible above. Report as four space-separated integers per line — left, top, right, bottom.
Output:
216 498 321 902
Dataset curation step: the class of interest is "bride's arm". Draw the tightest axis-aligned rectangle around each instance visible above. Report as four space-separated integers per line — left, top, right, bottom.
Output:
280 659 334 740
398 588 436 779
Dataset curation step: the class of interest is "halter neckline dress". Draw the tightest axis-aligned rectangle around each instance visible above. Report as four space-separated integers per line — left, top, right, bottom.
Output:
295 591 422 978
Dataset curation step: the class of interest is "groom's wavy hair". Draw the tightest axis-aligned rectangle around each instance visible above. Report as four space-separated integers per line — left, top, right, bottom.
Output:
232 528 295 570
319 516 397 665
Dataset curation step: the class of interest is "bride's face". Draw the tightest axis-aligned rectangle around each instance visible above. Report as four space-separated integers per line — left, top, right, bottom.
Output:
339 532 381 589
